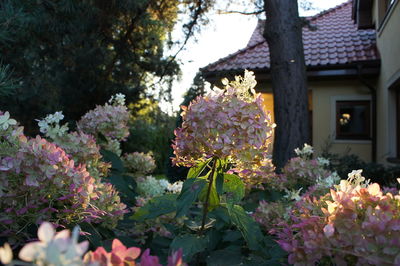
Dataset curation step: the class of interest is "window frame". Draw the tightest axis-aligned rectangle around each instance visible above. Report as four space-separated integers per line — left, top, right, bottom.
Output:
331 95 372 143
377 0 398 33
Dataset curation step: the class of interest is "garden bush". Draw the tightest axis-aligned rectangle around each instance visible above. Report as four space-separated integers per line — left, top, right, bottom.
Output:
2 72 400 265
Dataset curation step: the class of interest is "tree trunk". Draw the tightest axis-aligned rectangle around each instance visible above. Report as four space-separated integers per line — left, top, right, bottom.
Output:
263 0 310 172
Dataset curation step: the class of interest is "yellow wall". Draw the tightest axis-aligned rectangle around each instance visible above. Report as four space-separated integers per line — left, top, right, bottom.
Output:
258 80 373 162
373 0 400 163
311 80 373 162
261 92 274 123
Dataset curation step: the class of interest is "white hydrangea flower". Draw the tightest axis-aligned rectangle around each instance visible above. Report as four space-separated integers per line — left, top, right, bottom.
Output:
108 93 126 106
137 176 170 198
37 111 69 138
167 181 183 194
0 243 12 265
316 171 340 189
335 169 370 192
317 157 330 167
0 111 17 130
284 188 303 201
19 222 88 266
294 143 314 158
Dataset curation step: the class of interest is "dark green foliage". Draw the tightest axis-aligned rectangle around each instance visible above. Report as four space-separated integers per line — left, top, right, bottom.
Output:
0 0 181 134
226 204 263 251
123 100 176 174
176 177 207 217
322 151 400 187
170 234 208 262
131 194 178 221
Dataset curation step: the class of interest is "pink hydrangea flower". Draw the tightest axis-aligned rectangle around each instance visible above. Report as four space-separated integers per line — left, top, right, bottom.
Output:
172 71 275 188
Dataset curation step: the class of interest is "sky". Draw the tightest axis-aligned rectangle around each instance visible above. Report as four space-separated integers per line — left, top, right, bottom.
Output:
162 0 348 113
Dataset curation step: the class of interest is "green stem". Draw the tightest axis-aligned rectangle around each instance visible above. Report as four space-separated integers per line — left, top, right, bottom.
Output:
199 157 217 235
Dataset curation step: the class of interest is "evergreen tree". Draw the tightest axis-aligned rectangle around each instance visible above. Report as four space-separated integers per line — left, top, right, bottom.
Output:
0 0 212 134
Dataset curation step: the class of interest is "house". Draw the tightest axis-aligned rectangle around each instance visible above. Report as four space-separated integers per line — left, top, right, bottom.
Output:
201 0 400 164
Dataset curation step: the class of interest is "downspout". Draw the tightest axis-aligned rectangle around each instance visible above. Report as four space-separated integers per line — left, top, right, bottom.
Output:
357 64 377 162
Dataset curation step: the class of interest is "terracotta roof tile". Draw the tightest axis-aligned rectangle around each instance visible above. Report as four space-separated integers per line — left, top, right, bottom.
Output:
202 1 379 73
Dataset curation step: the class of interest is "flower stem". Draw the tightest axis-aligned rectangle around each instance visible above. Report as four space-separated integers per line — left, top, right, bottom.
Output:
199 158 217 235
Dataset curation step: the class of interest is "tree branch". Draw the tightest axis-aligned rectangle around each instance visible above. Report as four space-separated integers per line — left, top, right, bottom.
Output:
216 9 264 15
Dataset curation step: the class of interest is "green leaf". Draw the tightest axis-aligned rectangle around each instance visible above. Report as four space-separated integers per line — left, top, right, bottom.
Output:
176 178 207 217
131 194 177 221
206 246 243 266
223 174 245 203
170 234 208 262
100 149 124 172
187 158 212 179
79 222 103 248
222 230 242 242
216 172 224 195
107 174 136 203
199 181 220 211
226 204 263 251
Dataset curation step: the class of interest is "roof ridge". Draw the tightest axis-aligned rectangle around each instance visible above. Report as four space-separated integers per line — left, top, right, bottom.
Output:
200 40 266 71
309 0 352 21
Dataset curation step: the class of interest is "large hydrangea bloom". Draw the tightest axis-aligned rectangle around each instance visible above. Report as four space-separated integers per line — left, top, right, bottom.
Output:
0 113 127 243
275 170 400 265
172 70 275 188
77 95 130 142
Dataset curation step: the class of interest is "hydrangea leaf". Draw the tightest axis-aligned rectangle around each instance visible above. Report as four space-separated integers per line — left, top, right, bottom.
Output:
187 158 212 179
223 174 245 203
131 194 178 221
100 149 124 172
176 178 207 218
226 204 263 251
170 234 208 262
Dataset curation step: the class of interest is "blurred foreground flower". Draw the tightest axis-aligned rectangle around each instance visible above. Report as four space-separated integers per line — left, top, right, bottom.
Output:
19 222 88 266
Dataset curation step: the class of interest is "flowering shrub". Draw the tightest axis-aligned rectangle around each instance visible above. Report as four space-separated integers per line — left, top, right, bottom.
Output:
276 144 340 192
275 170 400 265
136 176 170 198
77 94 130 155
254 144 340 234
0 112 126 243
19 222 89 265
172 70 275 188
126 177 184 244
123 152 157 175
0 222 186 266
84 238 140 265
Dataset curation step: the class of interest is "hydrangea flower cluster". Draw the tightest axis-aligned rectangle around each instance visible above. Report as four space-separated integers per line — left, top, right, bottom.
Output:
84 238 185 266
123 152 157 175
278 144 340 191
0 113 126 243
0 111 17 130
19 222 89 266
37 111 69 139
254 145 340 234
77 94 130 153
172 70 275 188
54 131 111 178
294 143 313 158
136 176 183 197
0 222 186 266
275 170 400 265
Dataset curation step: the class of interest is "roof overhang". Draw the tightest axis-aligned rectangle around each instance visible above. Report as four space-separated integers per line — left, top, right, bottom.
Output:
353 0 374 29
201 60 380 87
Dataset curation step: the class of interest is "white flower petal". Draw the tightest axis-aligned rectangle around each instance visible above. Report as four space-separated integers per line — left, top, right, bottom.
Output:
38 222 55 243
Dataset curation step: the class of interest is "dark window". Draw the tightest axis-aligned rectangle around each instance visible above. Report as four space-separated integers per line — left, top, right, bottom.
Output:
336 100 371 140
